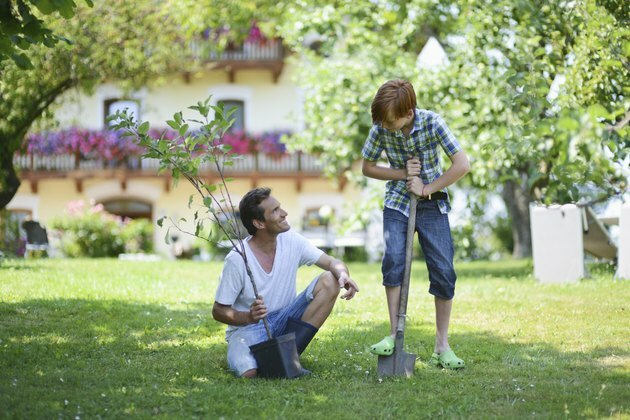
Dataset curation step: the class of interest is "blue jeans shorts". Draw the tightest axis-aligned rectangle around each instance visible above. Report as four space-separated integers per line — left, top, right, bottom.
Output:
382 202 457 299
226 275 320 376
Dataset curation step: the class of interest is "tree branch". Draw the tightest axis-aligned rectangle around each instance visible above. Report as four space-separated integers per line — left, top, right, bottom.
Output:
15 78 76 138
606 108 630 132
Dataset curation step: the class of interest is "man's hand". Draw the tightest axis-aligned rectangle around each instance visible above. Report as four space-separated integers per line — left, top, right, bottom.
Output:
406 157 421 177
337 272 360 300
249 296 267 323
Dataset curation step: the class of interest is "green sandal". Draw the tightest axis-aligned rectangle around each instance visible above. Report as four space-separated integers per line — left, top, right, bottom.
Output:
437 349 465 369
428 352 440 367
369 336 395 356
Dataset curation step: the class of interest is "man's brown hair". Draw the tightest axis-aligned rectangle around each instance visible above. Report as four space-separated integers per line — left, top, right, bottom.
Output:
371 79 417 124
239 187 271 235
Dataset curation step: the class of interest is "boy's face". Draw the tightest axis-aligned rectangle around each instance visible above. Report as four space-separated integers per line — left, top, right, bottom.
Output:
381 109 414 132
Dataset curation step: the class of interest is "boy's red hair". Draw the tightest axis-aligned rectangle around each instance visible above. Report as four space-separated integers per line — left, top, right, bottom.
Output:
371 79 417 124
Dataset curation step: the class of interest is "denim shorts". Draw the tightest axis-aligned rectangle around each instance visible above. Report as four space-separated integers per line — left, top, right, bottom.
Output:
226 275 320 376
382 202 456 299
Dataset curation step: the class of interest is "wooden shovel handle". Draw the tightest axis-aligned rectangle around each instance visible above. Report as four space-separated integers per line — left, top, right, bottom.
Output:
397 193 417 334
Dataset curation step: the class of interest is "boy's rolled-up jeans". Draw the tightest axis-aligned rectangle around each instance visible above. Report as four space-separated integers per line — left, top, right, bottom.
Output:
382 202 456 299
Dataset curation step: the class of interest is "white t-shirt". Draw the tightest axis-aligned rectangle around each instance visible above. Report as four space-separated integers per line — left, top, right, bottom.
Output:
215 230 324 335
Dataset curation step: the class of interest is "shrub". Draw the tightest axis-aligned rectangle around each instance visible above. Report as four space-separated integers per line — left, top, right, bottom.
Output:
0 210 25 258
51 200 153 257
120 218 154 254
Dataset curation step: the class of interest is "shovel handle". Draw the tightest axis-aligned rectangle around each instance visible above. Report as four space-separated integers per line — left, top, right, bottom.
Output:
397 193 417 334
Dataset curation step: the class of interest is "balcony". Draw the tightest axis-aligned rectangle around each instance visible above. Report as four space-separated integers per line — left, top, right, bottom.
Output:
14 151 325 194
189 37 286 83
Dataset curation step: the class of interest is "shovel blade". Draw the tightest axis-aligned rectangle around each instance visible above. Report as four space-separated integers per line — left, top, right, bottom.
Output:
377 348 416 378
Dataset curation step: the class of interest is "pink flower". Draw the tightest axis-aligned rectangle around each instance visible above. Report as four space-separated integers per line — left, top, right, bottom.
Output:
66 200 86 216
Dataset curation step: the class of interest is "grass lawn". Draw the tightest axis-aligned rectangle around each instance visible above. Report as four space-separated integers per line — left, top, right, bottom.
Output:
0 258 628 418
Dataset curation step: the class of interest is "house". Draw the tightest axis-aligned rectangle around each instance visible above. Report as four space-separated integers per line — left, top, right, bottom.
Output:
7 35 367 258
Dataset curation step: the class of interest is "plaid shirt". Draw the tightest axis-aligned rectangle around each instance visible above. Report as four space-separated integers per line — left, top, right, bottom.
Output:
361 109 462 217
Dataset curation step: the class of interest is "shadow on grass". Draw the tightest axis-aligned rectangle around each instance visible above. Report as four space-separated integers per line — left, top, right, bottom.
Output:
454 260 534 280
399 259 536 283
0 259 40 271
291 321 628 418
0 300 627 418
0 298 234 417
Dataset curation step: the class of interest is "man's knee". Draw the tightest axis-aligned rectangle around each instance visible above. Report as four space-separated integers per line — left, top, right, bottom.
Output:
317 272 339 299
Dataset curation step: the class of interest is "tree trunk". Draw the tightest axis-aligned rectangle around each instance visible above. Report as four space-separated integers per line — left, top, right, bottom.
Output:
0 146 21 210
502 176 532 258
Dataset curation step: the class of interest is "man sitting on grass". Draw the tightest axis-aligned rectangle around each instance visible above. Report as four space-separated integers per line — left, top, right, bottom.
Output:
212 187 360 378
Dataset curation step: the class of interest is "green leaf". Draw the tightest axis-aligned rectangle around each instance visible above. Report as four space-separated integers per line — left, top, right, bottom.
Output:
32 0 57 15
11 52 33 69
557 117 579 131
166 120 179 130
586 104 611 120
179 124 189 136
157 217 165 227
138 121 150 135
55 0 77 19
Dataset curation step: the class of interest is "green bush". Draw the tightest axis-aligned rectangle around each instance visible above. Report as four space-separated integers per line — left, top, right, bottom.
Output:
0 209 26 257
120 218 154 253
51 200 153 257
451 215 513 261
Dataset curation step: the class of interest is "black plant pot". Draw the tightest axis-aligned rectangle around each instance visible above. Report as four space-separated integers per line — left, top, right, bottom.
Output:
249 332 304 378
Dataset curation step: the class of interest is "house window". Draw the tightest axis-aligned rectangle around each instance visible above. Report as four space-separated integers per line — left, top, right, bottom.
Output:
219 100 245 131
104 98 140 126
302 206 334 231
101 199 152 220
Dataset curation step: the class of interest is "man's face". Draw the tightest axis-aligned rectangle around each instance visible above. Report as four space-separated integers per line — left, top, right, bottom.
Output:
258 196 290 234
381 109 414 132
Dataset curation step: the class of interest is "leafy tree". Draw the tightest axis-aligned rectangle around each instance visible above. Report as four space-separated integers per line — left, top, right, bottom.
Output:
0 1 187 209
270 0 628 258
420 0 629 257
0 0 93 69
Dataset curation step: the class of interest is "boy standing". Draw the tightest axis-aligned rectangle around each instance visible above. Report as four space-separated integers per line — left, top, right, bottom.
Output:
361 79 470 369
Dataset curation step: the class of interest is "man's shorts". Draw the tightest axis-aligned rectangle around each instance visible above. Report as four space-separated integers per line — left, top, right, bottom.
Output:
382 202 457 299
226 275 320 377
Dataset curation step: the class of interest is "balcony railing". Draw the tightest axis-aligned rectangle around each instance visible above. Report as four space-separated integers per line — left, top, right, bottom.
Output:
189 37 286 82
13 151 324 175
191 38 285 62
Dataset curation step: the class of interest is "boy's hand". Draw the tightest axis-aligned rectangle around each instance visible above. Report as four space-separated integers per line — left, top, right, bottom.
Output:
406 157 421 177
406 177 424 196
249 296 267 323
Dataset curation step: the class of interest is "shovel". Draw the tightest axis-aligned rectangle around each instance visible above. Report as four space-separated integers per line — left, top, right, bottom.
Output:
377 193 417 377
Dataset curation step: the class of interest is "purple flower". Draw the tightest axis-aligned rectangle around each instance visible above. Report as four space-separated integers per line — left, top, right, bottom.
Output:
23 127 292 159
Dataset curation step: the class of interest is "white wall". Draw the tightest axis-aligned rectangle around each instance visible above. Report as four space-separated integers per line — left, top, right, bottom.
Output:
54 64 301 134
